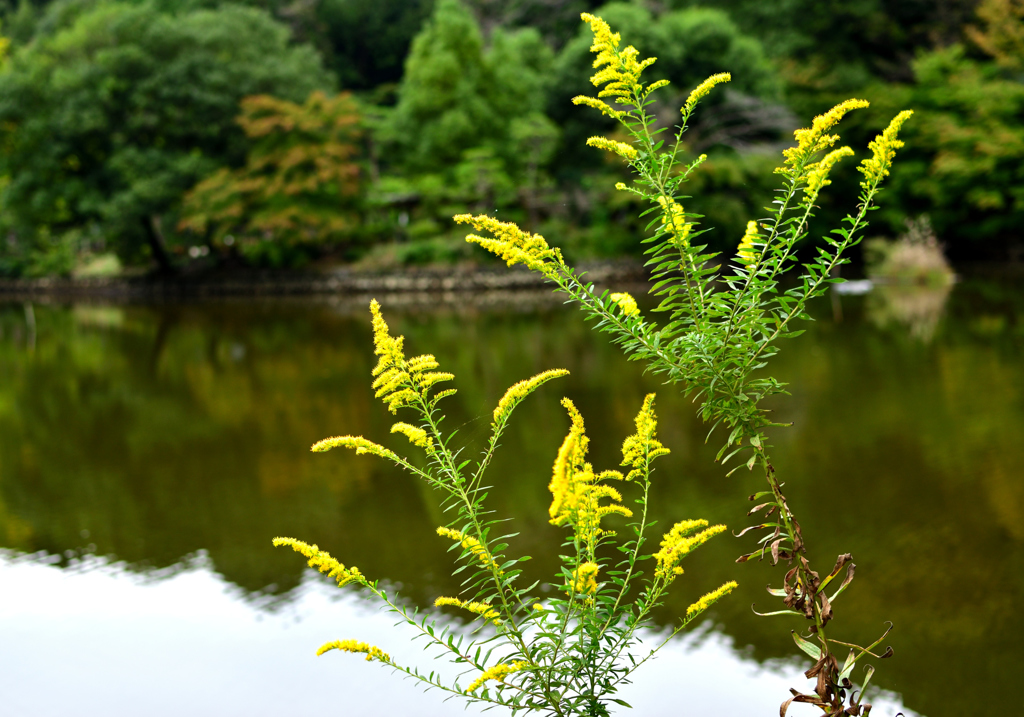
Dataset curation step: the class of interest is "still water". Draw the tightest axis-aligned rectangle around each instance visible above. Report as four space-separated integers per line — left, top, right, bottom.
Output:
0 277 1021 717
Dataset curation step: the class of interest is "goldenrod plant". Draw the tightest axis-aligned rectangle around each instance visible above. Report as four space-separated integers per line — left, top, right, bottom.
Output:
276 300 736 716
457 13 912 716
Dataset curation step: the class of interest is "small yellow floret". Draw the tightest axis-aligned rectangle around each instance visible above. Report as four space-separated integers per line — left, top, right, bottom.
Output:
316 639 390 663
492 369 570 425
683 73 731 115
466 661 528 693
685 581 738 619
609 292 639 317
586 135 638 161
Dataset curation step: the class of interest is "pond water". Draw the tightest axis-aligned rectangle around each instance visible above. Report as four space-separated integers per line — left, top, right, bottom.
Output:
0 276 1021 717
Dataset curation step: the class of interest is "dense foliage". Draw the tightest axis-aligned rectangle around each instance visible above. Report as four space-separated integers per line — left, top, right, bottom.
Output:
0 0 1019 275
0 0 330 274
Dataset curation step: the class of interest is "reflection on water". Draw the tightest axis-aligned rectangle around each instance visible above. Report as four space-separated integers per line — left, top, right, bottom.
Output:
0 276 1022 717
0 552 914 717
866 283 954 342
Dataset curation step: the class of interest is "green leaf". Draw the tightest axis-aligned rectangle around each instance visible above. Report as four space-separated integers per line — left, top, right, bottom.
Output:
791 631 821 660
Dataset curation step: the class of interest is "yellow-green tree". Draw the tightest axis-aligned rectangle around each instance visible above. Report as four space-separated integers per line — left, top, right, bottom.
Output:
179 91 363 267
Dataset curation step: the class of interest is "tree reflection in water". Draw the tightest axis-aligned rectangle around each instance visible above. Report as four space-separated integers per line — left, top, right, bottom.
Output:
0 277 1021 716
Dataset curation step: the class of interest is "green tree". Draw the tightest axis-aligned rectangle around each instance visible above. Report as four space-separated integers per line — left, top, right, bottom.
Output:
386 0 554 172
178 91 364 268
839 0 1024 261
0 1 332 275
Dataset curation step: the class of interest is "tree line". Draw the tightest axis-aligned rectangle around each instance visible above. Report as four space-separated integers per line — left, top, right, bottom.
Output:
0 0 1019 276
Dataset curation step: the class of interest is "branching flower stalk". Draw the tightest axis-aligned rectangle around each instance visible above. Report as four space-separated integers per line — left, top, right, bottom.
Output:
276 300 736 716
457 13 911 716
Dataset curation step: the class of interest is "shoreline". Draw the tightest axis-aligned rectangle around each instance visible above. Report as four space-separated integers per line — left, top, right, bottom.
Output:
0 260 648 302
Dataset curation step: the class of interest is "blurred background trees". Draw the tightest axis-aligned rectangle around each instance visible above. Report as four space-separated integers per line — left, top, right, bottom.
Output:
0 0 1020 275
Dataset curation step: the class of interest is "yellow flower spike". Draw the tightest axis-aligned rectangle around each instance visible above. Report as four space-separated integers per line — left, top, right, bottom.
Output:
620 394 670 481
548 399 632 547
571 562 600 596
805 146 855 198
370 299 405 378
858 110 914 188
580 13 657 101
736 221 761 265
609 292 639 317
586 135 638 161
683 72 731 116
548 398 588 525
436 527 503 574
657 195 691 249
434 597 501 624
781 99 869 177
390 422 434 453
465 661 529 693
272 538 365 587
653 520 727 582
316 639 390 663
454 214 562 275
685 581 738 619
572 95 623 119
310 435 399 461
492 369 570 426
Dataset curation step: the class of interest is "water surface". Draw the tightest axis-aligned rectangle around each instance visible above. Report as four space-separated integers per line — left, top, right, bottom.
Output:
1 277 1021 716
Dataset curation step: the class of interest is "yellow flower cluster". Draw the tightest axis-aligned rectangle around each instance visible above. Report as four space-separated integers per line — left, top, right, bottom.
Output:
454 214 562 275
369 300 456 413
609 292 639 317
310 434 398 461
736 221 761 265
780 99 869 178
682 73 731 116
316 639 390 663
390 422 434 453
805 146 855 198
657 195 691 248
858 110 914 188
571 562 600 596
685 581 739 619
571 94 623 119
466 661 529 693
548 399 632 545
492 369 570 426
620 394 670 481
434 597 502 625
580 12 657 100
436 526 502 574
272 538 364 587
586 135 638 161
653 520 727 582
